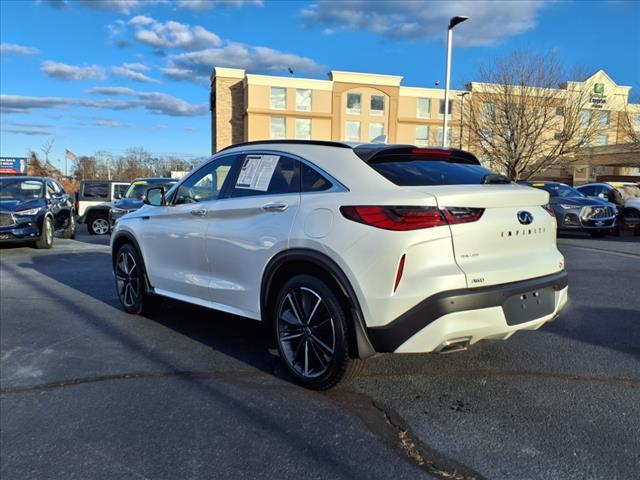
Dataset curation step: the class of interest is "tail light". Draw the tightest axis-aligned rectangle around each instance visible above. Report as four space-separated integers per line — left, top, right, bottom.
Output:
542 204 555 217
340 206 484 231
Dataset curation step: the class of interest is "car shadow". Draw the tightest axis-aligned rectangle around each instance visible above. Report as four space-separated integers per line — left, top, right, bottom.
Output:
558 230 640 243
15 251 285 380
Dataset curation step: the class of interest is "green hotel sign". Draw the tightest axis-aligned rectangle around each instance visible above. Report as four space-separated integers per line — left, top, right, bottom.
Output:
590 82 607 108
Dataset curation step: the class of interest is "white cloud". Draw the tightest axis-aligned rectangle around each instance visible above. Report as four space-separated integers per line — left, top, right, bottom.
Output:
41 61 106 81
1 89 207 117
178 0 263 10
130 15 154 26
112 64 159 83
0 94 72 113
132 17 221 50
77 0 165 14
122 62 150 71
0 43 40 56
300 0 549 47
165 42 324 83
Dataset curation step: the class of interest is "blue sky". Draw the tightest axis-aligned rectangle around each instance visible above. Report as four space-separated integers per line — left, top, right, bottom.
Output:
1 0 639 172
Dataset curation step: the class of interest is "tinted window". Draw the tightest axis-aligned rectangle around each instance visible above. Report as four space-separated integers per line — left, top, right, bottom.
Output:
82 182 109 199
370 159 494 186
302 163 332 192
174 156 237 205
46 181 57 196
54 181 65 194
232 154 299 197
125 181 176 200
0 179 44 200
577 185 594 196
531 183 583 198
113 183 129 198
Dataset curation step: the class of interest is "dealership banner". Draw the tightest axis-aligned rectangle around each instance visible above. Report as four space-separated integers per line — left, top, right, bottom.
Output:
0 157 28 174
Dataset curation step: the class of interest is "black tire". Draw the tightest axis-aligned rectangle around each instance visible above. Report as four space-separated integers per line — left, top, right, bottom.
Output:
62 212 76 239
114 243 162 315
272 274 364 390
88 214 110 235
34 217 54 249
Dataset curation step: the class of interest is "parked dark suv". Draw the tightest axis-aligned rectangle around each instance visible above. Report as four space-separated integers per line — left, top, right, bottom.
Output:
109 177 177 228
522 181 617 236
0 176 75 249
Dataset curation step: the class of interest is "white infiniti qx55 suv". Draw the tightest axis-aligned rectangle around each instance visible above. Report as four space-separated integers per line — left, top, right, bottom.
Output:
111 141 568 389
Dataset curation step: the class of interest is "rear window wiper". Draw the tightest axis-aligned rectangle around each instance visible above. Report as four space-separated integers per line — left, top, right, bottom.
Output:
482 173 511 184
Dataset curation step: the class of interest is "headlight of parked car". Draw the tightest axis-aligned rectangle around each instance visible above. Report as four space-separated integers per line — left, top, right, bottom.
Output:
558 204 578 210
110 207 126 215
14 207 43 216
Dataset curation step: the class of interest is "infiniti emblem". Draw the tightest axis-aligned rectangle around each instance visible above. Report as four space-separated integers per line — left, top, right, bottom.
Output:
517 211 534 225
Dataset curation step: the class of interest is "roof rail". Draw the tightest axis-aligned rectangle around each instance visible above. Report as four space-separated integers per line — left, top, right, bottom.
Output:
219 139 353 152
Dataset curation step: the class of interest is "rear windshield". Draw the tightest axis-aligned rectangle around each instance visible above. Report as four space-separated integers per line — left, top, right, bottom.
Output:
370 159 494 186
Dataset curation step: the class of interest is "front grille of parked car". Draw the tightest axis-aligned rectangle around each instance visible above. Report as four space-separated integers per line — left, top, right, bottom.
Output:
582 206 615 220
0 212 14 227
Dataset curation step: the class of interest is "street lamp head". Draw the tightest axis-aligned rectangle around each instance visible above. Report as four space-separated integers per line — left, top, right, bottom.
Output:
449 16 469 29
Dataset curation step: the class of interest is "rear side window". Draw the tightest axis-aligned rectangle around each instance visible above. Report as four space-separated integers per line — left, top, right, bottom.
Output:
302 163 332 192
113 183 129 199
370 159 493 186
231 154 300 197
82 182 109 199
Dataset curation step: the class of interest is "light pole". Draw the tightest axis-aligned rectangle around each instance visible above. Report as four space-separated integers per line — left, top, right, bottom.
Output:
457 91 470 149
442 15 468 147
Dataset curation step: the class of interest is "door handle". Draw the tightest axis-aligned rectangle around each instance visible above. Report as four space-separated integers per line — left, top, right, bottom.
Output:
262 202 288 212
190 208 208 217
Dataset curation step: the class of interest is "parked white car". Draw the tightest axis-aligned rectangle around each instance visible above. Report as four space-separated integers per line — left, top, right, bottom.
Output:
111 141 568 389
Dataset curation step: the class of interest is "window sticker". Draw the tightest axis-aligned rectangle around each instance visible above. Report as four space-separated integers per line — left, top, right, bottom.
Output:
236 155 279 191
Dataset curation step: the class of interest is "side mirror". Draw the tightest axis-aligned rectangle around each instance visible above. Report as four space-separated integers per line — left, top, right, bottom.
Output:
143 187 165 206
114 193 122 200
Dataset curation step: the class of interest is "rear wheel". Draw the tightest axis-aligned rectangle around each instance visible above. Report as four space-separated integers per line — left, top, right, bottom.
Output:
88 214 110 235
272 274 363 390
34 217 53 249
62 213 76 239
114 243 161 315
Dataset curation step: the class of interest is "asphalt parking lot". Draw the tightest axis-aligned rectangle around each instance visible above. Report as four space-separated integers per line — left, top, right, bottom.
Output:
1 228 639 480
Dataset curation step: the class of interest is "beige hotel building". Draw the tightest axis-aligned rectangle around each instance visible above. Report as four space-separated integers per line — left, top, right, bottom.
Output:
210 67 640 182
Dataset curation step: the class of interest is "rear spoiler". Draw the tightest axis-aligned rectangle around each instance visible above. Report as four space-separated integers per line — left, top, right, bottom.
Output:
353 145 480 165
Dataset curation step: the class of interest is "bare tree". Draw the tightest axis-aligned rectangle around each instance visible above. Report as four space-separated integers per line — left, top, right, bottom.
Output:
464 52 605 180
620 95 640 144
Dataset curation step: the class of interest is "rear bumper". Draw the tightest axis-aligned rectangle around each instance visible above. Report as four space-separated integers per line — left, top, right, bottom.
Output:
366 270 568 353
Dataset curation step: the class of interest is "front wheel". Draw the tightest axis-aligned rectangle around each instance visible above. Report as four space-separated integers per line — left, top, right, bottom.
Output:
272 274 363 390
114 243 161 315
88 214 110 235
34 217 53 249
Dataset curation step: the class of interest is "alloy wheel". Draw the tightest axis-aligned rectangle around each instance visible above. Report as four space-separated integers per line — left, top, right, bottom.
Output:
277 287 336 379
116 251 139 308
92 217 109 235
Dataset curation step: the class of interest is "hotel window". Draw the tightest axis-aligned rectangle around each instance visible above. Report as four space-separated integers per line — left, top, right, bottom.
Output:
417 98 431 118
415 125 429 146
370 95 385 116
345 121 361 141
439 99 453 118
270 116 286 139
598 110 610 128
437 126 452 144
483 102 495 120
369 122 384 141
580 109 592 127
556 106 564 116
296 89 312 112
295 118 312 140
481 129 493 147
595 135 608 146
346 93 361 115
270 87 286 110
